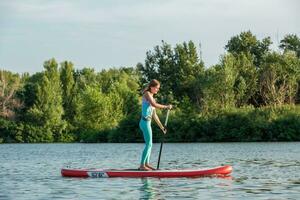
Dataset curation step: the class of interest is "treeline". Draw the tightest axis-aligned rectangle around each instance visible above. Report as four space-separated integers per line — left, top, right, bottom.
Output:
1 31 300 143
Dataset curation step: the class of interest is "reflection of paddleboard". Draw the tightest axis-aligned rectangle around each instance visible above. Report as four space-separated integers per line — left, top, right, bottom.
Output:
61 165 232 178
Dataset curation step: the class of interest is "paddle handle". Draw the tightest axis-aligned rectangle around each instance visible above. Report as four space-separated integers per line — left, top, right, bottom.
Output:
157 109 170 170
164 109 170 127
157 143 163 170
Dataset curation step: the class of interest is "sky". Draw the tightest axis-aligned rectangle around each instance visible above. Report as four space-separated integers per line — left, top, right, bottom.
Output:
0 0 299 74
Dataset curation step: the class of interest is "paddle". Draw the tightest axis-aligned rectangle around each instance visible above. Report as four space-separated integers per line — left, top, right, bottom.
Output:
157 109 170 170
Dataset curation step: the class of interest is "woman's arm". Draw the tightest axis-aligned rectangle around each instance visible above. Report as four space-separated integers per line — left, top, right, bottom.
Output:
144 91 171 109
152 110 167 134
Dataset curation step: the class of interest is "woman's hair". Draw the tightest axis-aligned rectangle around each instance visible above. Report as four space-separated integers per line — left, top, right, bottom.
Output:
143 79 160 93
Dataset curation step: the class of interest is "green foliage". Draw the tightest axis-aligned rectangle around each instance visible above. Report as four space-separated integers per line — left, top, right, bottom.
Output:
98 67 140 115
1 31 300 143
74 68 99 89
74 85 124 142
78 129 108 143
138 40 204 107
279 34 300 58
0 118 14 142
270 115 300 141
225 30 272 66
26 59 67 141
74 86 121 130
233 53 258 106
108 112 141 142
60 61 76 122
21 124 53 143
201 55 238 111
259 52 300 105
0 118 24 143
0 70 22 119
17 72 44 112
160 105 300 142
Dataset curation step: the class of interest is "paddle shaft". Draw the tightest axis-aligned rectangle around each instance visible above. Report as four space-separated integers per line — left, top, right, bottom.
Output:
157 109 170 170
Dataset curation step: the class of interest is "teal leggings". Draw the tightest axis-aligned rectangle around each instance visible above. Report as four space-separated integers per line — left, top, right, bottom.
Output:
139 119 152 165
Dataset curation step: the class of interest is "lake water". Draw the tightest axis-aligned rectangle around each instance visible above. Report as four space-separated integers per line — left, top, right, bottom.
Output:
0 143 300 199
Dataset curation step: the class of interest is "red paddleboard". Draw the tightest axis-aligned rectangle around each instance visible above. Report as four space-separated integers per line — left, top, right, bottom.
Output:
61 165 232 178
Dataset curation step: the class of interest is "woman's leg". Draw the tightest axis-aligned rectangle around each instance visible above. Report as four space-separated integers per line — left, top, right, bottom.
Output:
140 120 153 167
144 121 152 164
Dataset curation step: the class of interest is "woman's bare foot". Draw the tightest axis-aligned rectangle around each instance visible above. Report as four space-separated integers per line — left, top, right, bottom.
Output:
145 164 156 170
139 165 152 171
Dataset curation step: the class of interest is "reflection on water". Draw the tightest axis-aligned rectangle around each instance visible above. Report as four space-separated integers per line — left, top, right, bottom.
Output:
0 142 300 199
138 176 234 200
140 179 156 200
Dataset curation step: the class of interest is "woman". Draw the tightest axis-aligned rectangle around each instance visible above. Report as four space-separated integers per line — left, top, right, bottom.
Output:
139 79 172 171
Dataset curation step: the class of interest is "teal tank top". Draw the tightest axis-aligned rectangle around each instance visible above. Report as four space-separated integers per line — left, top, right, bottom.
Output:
142 96 154 120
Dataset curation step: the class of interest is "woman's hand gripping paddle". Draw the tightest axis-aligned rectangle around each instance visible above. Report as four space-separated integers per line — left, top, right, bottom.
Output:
157 109 170 170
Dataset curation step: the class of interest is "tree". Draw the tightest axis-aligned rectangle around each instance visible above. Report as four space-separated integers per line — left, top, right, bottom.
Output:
97 67 140 115
232 53 258 107
259 52 300 106
138 40 204 106
279 34 300 104
73 67 99 90
26 58 66 141
17 72 43 120
60 61 76 123
173 41 204 104
225 31 272 67
0 70 22 119
74 86 123 131
279 34 300 58
138 41 174 89
201 55 238 112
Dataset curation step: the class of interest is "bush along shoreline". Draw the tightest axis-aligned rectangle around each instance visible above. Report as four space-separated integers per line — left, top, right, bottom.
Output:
1 105 299 143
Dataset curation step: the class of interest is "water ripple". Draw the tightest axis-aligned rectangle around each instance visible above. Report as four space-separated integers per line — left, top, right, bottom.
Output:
0 142 300 199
